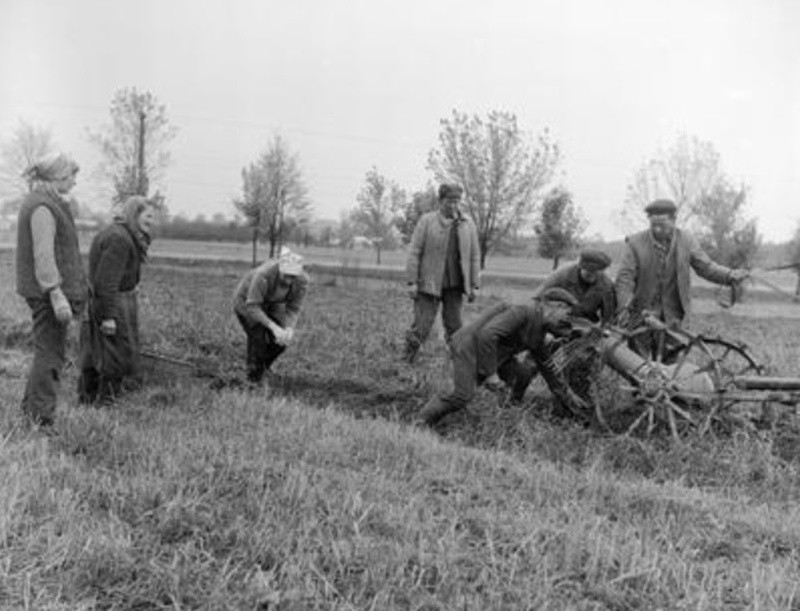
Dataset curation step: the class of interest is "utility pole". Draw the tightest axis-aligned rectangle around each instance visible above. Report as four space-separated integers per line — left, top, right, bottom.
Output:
276 185 285 257
137 110 147 196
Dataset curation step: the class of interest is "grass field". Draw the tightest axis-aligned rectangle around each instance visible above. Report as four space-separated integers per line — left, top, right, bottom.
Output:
2 250 800 609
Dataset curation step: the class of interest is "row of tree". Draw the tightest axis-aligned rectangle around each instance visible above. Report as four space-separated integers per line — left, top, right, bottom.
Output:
236 110 581 268
0 87 770 270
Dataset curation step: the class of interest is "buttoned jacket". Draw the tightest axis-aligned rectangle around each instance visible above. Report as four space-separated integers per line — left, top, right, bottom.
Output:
406 210 480 297
615 228 732 322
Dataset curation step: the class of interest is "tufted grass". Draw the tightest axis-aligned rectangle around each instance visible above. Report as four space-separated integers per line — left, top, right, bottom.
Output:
2 250 800 609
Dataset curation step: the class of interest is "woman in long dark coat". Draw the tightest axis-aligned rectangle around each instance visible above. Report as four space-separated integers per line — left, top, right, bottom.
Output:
78 195 156 404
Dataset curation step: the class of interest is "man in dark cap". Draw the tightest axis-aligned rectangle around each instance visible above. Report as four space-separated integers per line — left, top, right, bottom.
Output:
533 248 616 323
616 198 749 357
402 183 481 363
415 287 586 427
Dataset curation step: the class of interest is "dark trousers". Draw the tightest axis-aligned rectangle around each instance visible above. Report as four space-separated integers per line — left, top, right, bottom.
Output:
418 347 476 425
236 313 286 383
417 348 537 426
405 289 464 355
21 298 69 425
77 366 122 405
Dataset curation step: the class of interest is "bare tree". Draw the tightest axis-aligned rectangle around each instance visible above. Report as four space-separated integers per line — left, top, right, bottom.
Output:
351 166 405 265
235 159 271 265
428 109 561 268
0 119 55 207
534 187 587 269
88 87 176 208
234 135 311 264
395 185 436 245
695 181 760 269
622 133 722 228
621 132 759 267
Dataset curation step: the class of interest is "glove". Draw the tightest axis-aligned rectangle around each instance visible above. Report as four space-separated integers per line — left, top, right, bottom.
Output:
271 325 290 346
49 287 73 325
100 319 117 336
729 268 750 284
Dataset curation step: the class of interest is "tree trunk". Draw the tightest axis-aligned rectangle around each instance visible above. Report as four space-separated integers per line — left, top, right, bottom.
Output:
795 272 800 297
251 228 258 267
552 255 559 270
376 245 382 265
479 244 487 270
268 223 277 258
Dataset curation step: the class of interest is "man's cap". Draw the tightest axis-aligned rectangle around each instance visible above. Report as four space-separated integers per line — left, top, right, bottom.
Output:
579 248 611 271
644 199 677 216
539 287 579 307
438 183 463 201
278 248 304 276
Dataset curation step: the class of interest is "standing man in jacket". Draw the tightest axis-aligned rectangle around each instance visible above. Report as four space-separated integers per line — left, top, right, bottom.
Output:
403 183 480 363
615 198 749 357
15 153 88 428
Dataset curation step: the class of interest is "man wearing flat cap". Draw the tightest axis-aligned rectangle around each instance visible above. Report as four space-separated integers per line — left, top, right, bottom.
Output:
403 183 480 363
415 287 586 427
615 198 749 358
533 248 616 323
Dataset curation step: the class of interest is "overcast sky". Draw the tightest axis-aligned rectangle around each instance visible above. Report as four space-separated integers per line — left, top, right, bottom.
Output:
1 0 798 240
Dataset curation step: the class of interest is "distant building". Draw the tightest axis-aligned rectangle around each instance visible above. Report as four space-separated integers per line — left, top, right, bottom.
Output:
351 235 374 249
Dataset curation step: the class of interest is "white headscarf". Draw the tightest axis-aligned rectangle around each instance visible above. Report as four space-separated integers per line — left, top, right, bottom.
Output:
278 248 304 276
24 153 79 184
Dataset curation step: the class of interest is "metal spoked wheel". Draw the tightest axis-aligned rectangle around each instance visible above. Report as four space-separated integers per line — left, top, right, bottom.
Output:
588 323 726 440
557 316 773 440
700 337 764 381
699 337 765 428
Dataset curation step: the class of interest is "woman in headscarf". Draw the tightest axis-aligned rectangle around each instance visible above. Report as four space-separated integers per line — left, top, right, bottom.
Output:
232 248 308 387
15 153 88 428
77 195 157 404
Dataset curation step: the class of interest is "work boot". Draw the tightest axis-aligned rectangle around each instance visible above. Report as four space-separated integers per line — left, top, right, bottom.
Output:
415 396 457 427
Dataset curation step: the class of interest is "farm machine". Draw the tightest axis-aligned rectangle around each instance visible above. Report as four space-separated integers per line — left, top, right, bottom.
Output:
550 313 800 440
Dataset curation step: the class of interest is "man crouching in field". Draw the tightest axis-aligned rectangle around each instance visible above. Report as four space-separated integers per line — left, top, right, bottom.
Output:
415 288 586 427
233 249 308 386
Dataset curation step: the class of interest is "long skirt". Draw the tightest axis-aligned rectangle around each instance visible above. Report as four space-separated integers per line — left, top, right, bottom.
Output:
78 290 140 403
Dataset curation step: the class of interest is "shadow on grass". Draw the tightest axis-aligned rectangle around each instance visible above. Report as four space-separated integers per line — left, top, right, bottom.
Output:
269 372 428 421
